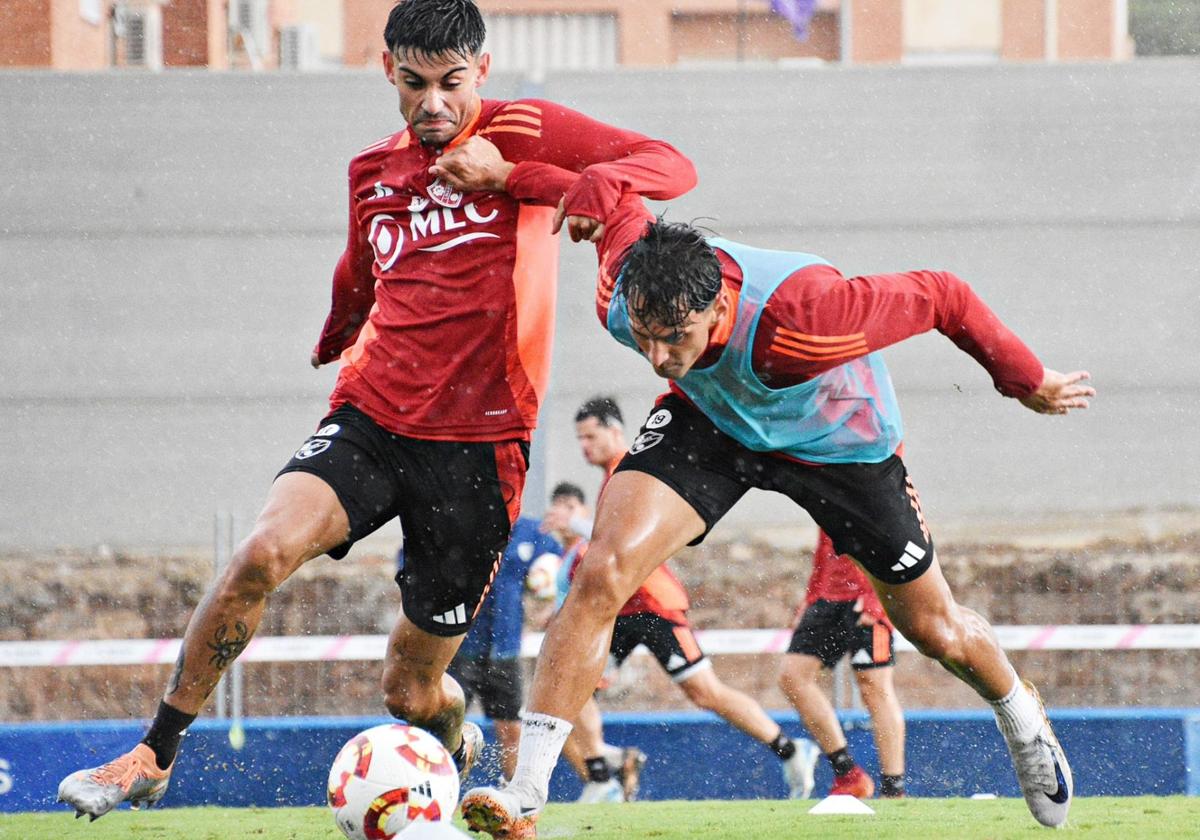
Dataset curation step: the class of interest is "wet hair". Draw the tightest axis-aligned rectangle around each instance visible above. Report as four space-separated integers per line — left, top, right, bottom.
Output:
574 396 623 428
384 0 486 61
550 482 586 505
618 218 722 329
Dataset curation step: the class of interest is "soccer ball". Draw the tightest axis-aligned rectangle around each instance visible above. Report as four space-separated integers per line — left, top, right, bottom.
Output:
327 723 461 840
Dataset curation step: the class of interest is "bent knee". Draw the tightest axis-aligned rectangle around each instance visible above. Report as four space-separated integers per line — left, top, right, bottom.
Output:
223 533 294 597
570 552 635 617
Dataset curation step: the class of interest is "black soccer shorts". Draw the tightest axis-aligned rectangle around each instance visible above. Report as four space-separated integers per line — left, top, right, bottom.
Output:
613 394 934 585
787 599 896 670
447 651 523 721
610 612 709 683
278 403 528 637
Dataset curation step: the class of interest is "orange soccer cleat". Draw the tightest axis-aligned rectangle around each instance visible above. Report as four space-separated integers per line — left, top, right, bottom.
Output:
829 764 875 799
57 743 173 820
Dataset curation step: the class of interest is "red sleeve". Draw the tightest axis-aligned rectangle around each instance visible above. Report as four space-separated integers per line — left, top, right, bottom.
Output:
490 99 696 216
753 267 1045 398
593 194 655 325
312 168 376 365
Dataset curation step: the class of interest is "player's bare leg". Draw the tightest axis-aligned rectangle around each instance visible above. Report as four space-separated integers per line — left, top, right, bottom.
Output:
855 666 906 795
678 668 778 743
381 617 481 783
778 654 847 754
868 555 1071 825
679 667 818 798
59 472 351 819
461 472 702 836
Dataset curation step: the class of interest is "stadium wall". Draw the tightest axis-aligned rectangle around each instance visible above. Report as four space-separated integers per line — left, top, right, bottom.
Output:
1 60 1198 551
2 709 1197 812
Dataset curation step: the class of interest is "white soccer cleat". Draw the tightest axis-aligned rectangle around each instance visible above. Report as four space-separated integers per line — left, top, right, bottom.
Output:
57 743 172 820
1004 682 1073 828
461 781 542 839
576 778 623 803
782 738 821 799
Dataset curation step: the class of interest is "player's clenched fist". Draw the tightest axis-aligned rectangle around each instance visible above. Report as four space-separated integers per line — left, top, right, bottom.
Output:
428 136 514 193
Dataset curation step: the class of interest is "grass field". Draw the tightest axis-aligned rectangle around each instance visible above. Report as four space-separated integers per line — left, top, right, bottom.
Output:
4 798 1198 840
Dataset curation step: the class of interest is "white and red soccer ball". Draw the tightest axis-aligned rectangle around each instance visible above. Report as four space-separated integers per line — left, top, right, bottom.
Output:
327 723 460 840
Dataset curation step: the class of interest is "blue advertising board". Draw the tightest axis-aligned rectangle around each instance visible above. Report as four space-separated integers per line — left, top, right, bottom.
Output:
2 709 1196 812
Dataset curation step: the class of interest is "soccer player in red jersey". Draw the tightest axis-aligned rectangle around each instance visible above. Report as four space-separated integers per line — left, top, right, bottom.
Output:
462 186 1093 835
543 397 819 803
779 530 907 799
57 0 695 821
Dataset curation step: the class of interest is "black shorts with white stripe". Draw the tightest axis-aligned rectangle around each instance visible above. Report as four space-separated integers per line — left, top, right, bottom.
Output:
613 394 934 585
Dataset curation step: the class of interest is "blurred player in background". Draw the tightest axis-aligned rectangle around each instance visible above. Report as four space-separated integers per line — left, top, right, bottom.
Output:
57 0 696 820
779 531 907 799
398 515 560 781
462 186 1093 836
539 398 820 804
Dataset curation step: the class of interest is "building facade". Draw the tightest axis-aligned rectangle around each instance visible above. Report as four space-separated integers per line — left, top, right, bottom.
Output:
2 0 1131 71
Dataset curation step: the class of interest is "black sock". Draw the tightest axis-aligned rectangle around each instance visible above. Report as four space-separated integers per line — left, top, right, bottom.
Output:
768 732 796 760
585 756 612 782
881 774 905 796
141 700 197 771
827 748 855 776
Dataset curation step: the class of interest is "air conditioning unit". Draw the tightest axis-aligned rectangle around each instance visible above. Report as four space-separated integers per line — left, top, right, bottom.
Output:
231 0 270 60
114 2 163 70
279 24 320 71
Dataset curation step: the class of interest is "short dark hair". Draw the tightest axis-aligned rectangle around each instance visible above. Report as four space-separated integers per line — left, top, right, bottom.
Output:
619 218 722 329
384 0 486 61
550 482 586 505
575 396 623 427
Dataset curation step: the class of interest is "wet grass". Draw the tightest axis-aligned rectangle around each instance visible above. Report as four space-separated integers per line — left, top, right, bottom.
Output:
5 796 1199 839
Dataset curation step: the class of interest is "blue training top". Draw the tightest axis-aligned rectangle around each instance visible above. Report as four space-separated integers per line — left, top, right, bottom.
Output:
606 237 903 464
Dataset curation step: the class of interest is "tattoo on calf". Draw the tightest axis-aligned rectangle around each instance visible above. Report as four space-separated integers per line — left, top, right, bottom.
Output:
167 647 185 695
207 621 251 670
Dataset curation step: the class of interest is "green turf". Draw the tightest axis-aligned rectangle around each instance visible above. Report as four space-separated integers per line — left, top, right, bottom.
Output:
4 798 1198 839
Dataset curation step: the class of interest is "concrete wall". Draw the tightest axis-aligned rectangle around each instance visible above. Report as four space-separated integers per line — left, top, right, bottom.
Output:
1 60 1197 550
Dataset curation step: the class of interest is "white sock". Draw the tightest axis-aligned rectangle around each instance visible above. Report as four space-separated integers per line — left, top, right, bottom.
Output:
991 675 1043 743
511 712 573 801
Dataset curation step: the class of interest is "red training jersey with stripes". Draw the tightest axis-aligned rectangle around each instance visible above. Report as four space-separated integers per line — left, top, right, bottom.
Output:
803 530 892 629
314 98 696 442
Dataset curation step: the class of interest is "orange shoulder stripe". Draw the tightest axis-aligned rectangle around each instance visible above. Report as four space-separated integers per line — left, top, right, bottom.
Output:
491 113 541 127
775 326 865 343
480 125 542 139
502 102 542 115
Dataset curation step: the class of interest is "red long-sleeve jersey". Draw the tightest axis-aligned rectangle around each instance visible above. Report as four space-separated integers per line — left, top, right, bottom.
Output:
802 531 892 629
314 99 696 441
595 196 1044 402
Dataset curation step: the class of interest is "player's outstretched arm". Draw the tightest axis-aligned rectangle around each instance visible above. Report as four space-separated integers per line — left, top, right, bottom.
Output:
1018 368 1095 415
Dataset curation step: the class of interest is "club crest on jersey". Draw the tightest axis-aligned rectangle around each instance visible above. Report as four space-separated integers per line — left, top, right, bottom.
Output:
630 431 664 454
294 438 332 460
427 177 464 208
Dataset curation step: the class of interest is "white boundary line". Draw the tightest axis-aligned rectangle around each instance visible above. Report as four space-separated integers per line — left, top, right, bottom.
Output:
2 624 1197 667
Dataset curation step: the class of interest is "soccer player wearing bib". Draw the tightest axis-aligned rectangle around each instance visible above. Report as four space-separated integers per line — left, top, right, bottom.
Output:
779 531 908 799
462 191 1093 836
544 398 819 803
57 0 696 821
